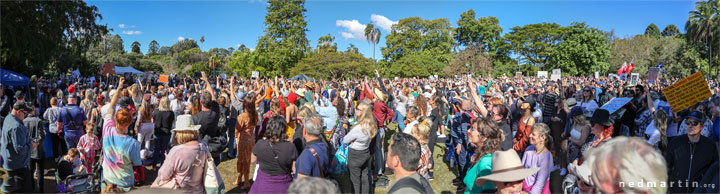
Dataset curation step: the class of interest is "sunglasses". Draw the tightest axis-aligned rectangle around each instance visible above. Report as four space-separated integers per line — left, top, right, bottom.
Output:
686 120 701 126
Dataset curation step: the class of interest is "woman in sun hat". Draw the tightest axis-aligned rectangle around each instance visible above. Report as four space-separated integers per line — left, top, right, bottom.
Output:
151 114 210 193
476 149 540 194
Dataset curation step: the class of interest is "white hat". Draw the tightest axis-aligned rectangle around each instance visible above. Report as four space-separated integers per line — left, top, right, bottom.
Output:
424 85 432 91
172 114 201 132
476 149 540 186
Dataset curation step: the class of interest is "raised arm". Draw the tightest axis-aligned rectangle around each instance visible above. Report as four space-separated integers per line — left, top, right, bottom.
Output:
201 72 216 100
468 79 489 117
108 77 126 117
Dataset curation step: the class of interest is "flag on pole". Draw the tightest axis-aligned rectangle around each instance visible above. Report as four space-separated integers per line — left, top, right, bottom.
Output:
627 58 635 73
657 62 663 68
618 62 627 75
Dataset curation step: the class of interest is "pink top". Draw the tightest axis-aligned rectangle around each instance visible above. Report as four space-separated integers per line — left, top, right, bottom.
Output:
155 142 210 193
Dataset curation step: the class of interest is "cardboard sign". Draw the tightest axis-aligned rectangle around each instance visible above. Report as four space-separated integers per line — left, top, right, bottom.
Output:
102 64 115 75
537 71 548 78
630 73 639 85
251 71 259 79
594 72 599 79
662 72 712 113
551 69 561 81
515 72 522 78
600 97 633 114
648 67 660 83
159 75 169 83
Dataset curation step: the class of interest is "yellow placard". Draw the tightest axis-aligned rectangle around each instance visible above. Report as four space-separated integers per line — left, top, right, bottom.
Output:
661 72 712 114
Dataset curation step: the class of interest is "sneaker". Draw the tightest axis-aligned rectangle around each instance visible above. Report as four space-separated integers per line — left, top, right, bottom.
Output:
438 134 446 138
375 176 389 188
560 168 567 176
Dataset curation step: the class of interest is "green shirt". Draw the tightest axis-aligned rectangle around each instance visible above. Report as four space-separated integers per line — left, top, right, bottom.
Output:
464 153 495 194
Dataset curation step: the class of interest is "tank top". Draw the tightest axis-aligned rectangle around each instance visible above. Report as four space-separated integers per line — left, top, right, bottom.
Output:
570 128 582 140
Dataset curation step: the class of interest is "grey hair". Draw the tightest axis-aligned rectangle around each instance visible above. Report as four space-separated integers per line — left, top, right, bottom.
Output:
586 136 667 194
287 177 338 194
303 113 324 137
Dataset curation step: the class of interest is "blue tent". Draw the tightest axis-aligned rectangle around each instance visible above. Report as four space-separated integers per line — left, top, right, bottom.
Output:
0 68 29 86
288 74 315 81
115 66 144 75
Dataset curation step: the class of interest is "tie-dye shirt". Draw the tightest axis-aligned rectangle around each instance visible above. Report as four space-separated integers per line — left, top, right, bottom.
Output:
102 118 141 187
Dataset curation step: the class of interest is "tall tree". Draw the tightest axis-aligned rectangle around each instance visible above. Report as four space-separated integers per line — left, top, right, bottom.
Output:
365 22 381 64
346 43 359 54
170 39 199 54
382 17 455 77
200 36 205 50
685 0 717 77
645 23 661 37
256 0 310 76
148 40 159 55
662 24 680 37
1 0 108 75
445 45 493 76
547 22 610 75
109 34 125 53
505 23 564 68
317 33 337 53
131 41 141 54
454 9 503 53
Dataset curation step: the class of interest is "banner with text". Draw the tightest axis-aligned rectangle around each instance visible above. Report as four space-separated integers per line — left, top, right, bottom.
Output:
662 72 712 113
551 69 561 81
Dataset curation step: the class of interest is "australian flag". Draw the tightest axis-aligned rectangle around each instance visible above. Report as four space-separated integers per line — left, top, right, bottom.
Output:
657 63 663 68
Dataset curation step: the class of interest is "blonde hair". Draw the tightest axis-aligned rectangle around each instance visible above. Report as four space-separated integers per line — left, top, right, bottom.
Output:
302 102 316 114
573 114 590 126
654 109 668 150
586 137 667 194
85 89 93 101
412 119 431 144
175 130 199 145
354 100 377 138
532 123 553 150
158 97 170 111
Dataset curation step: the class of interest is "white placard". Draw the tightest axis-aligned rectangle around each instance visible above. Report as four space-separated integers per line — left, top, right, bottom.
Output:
537 71 548 78
594 72 599 79
551 69 561 81
251 71 259 79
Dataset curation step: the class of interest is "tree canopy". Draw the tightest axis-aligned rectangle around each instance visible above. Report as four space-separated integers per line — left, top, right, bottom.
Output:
255 0 310 77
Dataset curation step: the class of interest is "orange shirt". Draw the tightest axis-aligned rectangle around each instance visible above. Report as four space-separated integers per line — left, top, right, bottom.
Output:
265 87 273 100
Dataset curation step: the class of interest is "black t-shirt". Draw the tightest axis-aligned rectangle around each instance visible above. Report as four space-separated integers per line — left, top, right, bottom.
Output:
253 139 298 176
193 101 220 138
153 110 175 136
498 121 513 151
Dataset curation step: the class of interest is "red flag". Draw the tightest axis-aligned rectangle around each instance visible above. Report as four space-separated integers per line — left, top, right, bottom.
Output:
618 62 627 74
627 59 635 73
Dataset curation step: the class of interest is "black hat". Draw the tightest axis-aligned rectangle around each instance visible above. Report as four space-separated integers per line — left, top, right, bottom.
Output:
685 111 706 122
589 109 613 127
523 96 536 108
14 90 24 99
13 101 32 112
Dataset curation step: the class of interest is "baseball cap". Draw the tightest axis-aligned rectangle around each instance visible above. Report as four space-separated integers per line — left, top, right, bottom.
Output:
14 90 24 99
13 101 32 112
685 111 705 122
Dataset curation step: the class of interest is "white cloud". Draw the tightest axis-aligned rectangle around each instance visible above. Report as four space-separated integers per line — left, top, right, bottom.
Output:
121 30 142 35
118 24 137 28
177 36 185 41
118 24 127 28
371 14 397 32
236 44 242 48
336 19 367 40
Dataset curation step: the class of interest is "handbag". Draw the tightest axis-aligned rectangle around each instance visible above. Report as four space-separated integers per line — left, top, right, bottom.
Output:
330 141 349 174
204 148 226 194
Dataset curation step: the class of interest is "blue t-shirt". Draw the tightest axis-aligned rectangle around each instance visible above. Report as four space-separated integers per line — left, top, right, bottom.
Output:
713 117 720 142
295 140 330 178
57 104 87 133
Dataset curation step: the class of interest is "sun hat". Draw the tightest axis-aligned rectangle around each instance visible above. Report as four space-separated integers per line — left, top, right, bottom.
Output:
476 149 540 186
374 88 387 102
296 88 306 97
423 85 432 91
304 82 313 89
565 98 577 108
172 114 201 132
589 109 613 127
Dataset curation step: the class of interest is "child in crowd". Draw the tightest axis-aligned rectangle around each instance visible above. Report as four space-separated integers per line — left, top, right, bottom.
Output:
412 119 433 180
77 123 101 174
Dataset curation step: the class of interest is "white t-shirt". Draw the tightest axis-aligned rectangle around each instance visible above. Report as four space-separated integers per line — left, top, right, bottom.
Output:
404 120 419 134
580 100 598 117
646 100 679 137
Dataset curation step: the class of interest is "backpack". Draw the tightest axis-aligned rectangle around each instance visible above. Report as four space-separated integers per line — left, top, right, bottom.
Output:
217 107 228 134
387 177 426 194
62 108 83 134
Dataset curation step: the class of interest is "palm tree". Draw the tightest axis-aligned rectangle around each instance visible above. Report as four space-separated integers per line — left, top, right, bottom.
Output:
365 23 381 65
200 36 205 50
685 0 718 78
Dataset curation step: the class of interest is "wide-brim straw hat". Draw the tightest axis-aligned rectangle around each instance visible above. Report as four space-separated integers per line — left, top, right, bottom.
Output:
172 114 201 132
374 88 387 102
476 149 540 186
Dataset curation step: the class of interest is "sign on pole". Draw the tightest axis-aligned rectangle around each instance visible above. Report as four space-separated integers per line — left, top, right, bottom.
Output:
537 71 548 78
251 71 259 79
648 67 660 83
551 69 561 81
662 72 712 113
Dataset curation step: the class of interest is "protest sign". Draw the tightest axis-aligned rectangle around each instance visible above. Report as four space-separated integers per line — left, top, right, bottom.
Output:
251 71 259 79
102 64 115 75
600 97 633 114
594 72 599 79
662 72 712 114
537 71 548 78
159 75 169 83
648 67 660 83
551 69 561 81
630 73 639 85
515 72 522 78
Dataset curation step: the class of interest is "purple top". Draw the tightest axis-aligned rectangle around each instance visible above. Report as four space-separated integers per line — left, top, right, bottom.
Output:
521 145 553 194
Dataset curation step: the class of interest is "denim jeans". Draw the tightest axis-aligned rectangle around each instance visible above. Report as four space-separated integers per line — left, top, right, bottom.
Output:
153 135 171 166
225 118 237 158
395 113 406 132
372 128 385 175
348 148 371 194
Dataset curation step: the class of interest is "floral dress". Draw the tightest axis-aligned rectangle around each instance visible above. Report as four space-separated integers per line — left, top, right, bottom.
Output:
77 134 101 173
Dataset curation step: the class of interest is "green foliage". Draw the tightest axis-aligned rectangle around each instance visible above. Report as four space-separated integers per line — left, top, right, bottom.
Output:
644 23 661 37
290 51 373 80
365 23 381 62
445 45 492 76
317 34 338 53
1 0 108 75
607 35 658 76
519 64 540 77
131 41 142 54
171 39 199 54
662 24 681 37
685 0 718 77
346 44 359 54
256 0 310 77
381 17 455 75
187 62 211 76
547 22 610 76
385 51 445 77
227 49 263 78
454 9 503 53
505 23 564 68
148 40 160 55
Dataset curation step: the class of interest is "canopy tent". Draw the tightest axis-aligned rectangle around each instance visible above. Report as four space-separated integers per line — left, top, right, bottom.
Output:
115 66 144 75
288 74 315 81
0 68 30 86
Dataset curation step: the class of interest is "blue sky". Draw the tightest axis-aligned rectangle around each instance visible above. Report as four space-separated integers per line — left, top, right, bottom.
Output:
87 0 696 60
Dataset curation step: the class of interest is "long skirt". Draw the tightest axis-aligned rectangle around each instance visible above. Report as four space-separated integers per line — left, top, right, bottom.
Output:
248 168 293 194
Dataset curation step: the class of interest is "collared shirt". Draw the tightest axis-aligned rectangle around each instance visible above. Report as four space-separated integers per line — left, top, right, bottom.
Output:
58 104 87 133
314 97 338 131
1 114 32 170
295 139 330 178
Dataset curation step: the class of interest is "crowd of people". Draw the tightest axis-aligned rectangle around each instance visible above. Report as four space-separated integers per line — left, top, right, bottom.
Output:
0 70 719 194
